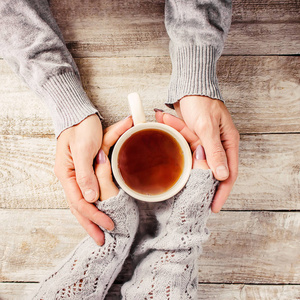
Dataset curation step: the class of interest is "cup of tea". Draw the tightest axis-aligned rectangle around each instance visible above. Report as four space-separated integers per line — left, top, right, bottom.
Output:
111 93 192 202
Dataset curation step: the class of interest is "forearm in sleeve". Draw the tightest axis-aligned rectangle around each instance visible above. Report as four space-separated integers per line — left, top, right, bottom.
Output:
165 0 232 104
0 0 100 137
121 170 218 299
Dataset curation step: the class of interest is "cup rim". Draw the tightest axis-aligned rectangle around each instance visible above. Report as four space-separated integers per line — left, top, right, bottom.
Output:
111 122 192 202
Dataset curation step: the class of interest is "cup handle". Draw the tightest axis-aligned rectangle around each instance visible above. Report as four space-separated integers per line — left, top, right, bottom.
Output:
128 93 146 126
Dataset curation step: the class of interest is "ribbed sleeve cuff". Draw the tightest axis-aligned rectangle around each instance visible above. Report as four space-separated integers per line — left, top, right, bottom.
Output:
38 72 102 138
166 44 223 107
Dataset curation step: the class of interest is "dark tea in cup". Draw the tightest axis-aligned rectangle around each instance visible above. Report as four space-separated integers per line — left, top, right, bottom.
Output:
117 128 184 195
111 92 192 202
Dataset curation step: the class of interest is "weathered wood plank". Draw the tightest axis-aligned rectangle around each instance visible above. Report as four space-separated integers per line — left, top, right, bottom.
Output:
0 56 299 136
197 284 300 300
50 0 300 25
0 283 37 300
0 210 299 284
47 0 300 56
0 135 64 209
63 24 300 57
0 134 299 210
229 134 300 210
0 283 300 300
232 0 300 23
199 212 300 284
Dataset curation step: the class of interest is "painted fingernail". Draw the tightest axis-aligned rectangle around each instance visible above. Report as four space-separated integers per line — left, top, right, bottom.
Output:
84 189 96 202
154 108 164 112
216 165 229 179
96 149 106 164
195 145 206 160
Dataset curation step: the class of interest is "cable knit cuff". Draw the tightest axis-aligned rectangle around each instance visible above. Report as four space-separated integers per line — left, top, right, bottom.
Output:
38 72 102 138
166 44 223 107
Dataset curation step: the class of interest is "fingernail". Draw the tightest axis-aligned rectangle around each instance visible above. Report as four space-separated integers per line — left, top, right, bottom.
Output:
124 115 132 119
96 239 104 246
84 189 96 202
154 108 164 113
96 149 106 164
216 165 229 179
195 145 206 160
106 221 114 231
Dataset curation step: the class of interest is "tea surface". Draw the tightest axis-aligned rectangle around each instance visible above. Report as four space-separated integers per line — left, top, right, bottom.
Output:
118 129 185 195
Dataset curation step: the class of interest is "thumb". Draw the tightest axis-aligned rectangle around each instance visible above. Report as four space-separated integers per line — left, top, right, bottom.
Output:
196 126 229 181
73 150 100 203
94 149 119 201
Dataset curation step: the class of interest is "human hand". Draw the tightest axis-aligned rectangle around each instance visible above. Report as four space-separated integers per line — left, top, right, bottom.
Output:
55 114 132 246
156 102 239 213
94 117 134 202
155 110 208 170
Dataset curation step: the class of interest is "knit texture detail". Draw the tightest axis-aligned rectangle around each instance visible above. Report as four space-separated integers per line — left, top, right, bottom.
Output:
166 44 223 107
121 169 218 299
32 190 139 300
38 72 102 138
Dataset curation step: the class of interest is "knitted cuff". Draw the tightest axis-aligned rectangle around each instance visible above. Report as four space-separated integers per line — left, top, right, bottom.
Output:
95 189 139 236
166 44 223 107
37 72 102 138
33 190 138 300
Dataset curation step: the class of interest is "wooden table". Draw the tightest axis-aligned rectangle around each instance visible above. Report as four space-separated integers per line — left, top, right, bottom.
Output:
0 1 299 299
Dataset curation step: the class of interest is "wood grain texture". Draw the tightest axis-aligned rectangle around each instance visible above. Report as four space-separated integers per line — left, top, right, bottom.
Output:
0 56 299 136
63 24 300 57
0 210 299 284
0 283 299 300
200 211 300 284
48 0 300 56
197 284 300 300
0 134 299 210
0 135 64 209
232 0 300 23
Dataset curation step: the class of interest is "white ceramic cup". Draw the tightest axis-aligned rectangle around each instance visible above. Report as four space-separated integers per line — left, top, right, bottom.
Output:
111 93 192 202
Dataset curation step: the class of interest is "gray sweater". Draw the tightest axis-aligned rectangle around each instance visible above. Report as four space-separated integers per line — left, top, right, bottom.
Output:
0 0 232 137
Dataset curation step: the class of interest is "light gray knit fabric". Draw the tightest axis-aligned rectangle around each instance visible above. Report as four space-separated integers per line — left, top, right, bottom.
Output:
121 169 218 299
165 0 232 105
32 170 217 299
0 1 231 137
32 190 139 300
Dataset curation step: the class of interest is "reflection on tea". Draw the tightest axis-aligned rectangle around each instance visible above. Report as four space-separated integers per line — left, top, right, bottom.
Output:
118 129 185 195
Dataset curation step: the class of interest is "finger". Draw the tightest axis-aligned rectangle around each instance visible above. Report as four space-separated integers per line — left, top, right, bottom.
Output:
94 149 119 201
211 130 239 212
211 178 234 213
155 111 200 152
72 149 100 203
192 145 209 170
195 120 229 181
102 116 133 155
71 208 105 246
153 108 164 123
61 176 114 231
174 101 183 119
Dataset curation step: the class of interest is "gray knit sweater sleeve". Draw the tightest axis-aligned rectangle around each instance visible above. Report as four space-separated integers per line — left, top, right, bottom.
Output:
0 0 100 137
165 0 232 104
